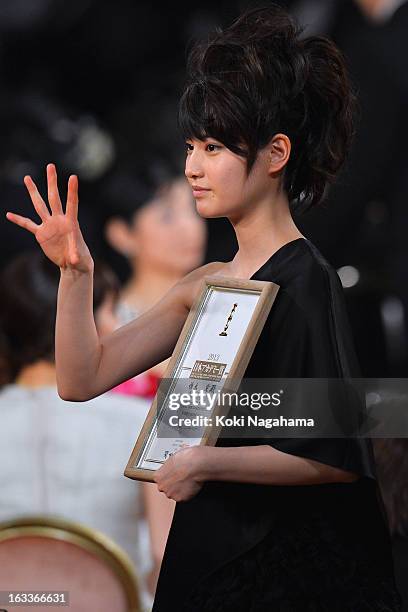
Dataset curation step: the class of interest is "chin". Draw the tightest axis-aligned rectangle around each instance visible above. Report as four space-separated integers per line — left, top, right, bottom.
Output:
195 200 231 219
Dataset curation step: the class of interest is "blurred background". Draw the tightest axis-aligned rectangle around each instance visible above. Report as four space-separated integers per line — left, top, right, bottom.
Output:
0 0 407 610
1 0 408 375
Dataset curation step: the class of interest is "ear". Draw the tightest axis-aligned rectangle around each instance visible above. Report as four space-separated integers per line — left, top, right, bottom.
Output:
104 217 137 257
266 133 291 176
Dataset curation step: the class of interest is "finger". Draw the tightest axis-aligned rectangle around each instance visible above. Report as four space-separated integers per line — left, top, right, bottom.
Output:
47 163 63 214
5 211 39 235
24 175 50 221
66 175 78 219
174 444 190 454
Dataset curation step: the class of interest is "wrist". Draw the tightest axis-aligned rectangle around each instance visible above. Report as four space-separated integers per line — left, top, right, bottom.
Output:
59 259 94 278
192 445 221 482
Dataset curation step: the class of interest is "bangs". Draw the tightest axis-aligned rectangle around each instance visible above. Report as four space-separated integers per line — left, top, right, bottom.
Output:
178 79 252 162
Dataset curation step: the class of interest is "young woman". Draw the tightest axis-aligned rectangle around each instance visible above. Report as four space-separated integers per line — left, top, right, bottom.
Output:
103 162 206 595
103 161 206 396
5 5 401 611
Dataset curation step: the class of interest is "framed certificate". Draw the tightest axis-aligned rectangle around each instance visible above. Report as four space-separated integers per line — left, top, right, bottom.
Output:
124 275 279 482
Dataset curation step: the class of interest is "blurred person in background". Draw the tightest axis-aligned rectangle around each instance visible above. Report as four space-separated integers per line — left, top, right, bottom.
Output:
354 0 408 19
103 157 207 595
292 0 408 376
291 5 408 606
103 159 207 389
0 251 154 610
375 439 408 611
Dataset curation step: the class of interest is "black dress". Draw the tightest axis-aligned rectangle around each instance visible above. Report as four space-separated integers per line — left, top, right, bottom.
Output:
152 238 401 611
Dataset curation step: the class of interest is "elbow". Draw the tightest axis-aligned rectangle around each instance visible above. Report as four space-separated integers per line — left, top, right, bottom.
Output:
336 469 359 484
57 385 91 402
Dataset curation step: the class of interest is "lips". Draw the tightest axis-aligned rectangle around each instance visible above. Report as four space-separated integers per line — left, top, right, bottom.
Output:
191 185 210 197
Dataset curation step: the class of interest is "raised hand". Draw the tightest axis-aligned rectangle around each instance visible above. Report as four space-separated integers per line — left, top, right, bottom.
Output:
6 164 93 272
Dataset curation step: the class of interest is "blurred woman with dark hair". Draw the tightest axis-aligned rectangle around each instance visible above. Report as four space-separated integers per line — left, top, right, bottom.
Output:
0 251 120 385
0 251 154 609
102 156 207 595
6 4 401 610
103 157 207 397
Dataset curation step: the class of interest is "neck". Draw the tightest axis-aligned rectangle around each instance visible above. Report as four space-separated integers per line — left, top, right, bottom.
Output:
228 189 303 277
15 360 56 388
122 262 183 312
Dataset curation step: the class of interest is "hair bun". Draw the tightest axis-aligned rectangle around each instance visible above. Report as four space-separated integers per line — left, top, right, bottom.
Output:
180 4 357 210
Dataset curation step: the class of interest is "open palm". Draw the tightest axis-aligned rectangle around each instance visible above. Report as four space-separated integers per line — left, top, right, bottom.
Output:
6 164 93 272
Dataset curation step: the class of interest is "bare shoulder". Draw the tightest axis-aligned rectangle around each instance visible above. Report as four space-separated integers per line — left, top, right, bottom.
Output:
175 261 231 312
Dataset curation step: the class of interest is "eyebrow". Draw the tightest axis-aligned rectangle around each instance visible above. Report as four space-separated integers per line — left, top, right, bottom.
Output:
186 137 221 144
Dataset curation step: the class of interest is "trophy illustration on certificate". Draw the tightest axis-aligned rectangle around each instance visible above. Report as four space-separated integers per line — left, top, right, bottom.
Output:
124 275 279 482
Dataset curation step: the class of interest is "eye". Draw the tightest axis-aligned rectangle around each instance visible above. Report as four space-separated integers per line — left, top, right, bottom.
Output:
206 143 221 152
185 142 194 154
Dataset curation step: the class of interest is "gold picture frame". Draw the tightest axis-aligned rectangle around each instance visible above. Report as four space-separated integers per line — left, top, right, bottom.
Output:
124 275 279 482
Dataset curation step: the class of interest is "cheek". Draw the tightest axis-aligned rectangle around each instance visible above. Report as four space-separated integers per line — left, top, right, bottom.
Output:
134 222 192 268
215 159 247 195
208 165 248 211
133 219 165 252
153 223 180 247
158 223 206 271
159 222 205 261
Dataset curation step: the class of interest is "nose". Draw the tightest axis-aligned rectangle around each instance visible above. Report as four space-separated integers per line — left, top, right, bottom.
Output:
185 150 204 180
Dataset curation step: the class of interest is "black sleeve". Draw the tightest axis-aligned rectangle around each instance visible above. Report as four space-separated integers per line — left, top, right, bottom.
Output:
266 267 376 479
218 267 377 480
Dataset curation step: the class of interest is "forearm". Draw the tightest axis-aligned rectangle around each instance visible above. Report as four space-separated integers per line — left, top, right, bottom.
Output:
55 267 188 401
197 444 358 486
55 264 101 400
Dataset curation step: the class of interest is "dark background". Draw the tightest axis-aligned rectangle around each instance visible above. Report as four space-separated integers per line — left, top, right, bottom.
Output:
1 0 407 376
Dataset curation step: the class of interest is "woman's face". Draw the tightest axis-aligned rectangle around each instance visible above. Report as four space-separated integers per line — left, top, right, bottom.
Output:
185 138 271 220
130 177 206 275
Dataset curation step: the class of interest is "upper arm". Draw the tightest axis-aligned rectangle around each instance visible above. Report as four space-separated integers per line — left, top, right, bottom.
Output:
83 262 222 400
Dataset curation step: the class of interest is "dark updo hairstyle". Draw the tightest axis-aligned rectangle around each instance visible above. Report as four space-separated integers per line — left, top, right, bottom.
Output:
0 251 119 384
179 4 357 211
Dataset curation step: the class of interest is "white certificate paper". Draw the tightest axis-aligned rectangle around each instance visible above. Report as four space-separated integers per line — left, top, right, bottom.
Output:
137 286 261 470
